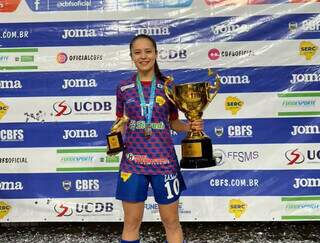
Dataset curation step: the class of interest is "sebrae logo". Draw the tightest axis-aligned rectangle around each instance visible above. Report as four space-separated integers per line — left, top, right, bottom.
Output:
225 96 244 115
228 199 247 219
299 41 318 60
0 0 21 12
0 101 9 120
0 201 11 219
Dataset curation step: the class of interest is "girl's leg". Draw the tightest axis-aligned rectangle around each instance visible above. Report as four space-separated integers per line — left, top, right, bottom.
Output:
121 201 144 241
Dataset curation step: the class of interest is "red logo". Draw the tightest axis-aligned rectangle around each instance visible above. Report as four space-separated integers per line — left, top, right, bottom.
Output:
0 0 21 12
54 204 73 217
208 48 220 60
53 101 72 116
286 149 305 165
57 52 68 64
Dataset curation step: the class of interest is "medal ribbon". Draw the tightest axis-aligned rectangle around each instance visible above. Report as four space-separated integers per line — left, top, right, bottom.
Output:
136 74 156 130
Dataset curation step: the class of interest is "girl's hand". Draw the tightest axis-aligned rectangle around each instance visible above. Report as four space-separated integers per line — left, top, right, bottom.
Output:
188 119 204 131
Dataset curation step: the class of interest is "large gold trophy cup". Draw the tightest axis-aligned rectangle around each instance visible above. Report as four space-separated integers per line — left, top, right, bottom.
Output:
164 69 220 168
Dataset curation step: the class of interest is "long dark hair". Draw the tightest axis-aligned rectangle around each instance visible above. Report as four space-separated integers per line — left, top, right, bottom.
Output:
129 34 166 82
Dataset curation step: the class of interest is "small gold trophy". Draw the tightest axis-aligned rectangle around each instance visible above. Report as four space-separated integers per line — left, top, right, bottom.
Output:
106 116 129 155
164 69 220 168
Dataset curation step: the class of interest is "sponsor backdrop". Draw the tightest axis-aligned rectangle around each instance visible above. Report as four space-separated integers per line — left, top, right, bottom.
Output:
0 0 320 222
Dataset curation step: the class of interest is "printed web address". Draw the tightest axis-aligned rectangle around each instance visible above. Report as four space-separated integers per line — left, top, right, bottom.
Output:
209 178 259 187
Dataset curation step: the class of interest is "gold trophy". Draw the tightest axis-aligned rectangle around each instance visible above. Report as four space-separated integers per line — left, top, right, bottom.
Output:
106 116 129 155
164 69 220 168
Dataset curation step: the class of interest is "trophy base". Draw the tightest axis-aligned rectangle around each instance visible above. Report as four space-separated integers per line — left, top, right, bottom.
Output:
180 137 216 169
106 132 124 155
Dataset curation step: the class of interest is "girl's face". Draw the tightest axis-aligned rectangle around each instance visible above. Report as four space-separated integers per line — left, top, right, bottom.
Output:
131 38 157 75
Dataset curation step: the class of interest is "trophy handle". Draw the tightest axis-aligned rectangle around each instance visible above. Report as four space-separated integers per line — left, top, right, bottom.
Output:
208 72 221 103
110 115 129 134
164 76 176 105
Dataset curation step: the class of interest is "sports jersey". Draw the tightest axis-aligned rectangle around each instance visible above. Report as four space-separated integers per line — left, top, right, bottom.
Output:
116 73 179 175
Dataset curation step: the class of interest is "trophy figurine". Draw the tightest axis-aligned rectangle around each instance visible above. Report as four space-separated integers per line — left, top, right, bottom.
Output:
106 116 129 155
164 69 220 168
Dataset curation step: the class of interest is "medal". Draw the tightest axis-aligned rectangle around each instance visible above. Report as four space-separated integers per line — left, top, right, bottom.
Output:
144 123 152 138
136 74 156 138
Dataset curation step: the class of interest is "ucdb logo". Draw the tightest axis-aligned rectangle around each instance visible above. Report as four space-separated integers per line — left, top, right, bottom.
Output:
299 41 318 60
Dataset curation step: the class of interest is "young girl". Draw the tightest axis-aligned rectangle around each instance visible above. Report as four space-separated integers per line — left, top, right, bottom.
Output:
114 34 203 243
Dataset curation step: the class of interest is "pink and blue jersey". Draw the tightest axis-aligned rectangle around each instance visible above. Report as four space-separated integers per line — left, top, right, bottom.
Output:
116 74 179 175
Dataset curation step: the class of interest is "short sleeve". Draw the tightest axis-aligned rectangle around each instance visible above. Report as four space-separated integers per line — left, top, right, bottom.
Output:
116 84 124 118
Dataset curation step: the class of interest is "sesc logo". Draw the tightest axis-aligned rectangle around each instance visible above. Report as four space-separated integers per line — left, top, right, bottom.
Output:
225 96 244 115
75 179 99 191
61 29 97 40
63 129 98 140
57 52 68 64
228 125 253 138
291 125 320 136
0 201 11 219
136 25 170 36
228 199 247 219
0 101 9 120
0 181 23 191
299 41 318 60
62 78 97 89
158 49 187 62
0 129 24 142
0 79 22 89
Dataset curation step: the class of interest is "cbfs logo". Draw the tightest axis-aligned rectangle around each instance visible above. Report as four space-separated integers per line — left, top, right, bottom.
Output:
299 41 318 60
75 179 100 192
228 125 253 138
158 48 187 62
62 78 97 89
62 129 98 140
225 96 244 115
0 129 24 142
57 52 68 64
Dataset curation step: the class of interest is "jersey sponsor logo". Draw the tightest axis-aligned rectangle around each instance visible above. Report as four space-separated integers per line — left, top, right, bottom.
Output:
128 120 165 131
225 96 244 115
291 125 320 136
0 79 22 89
120 83 135 92
62 78 97 89
0 129 24 142
293 178 320 189
62 129 98 140
0 181 23 191
299 41 318 60
290 73 320 84
61 29 98 39
155 96 166 106
126 153 170 165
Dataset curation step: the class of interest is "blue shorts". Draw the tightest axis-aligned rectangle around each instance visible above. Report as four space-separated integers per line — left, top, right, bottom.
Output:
115 171 186 205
